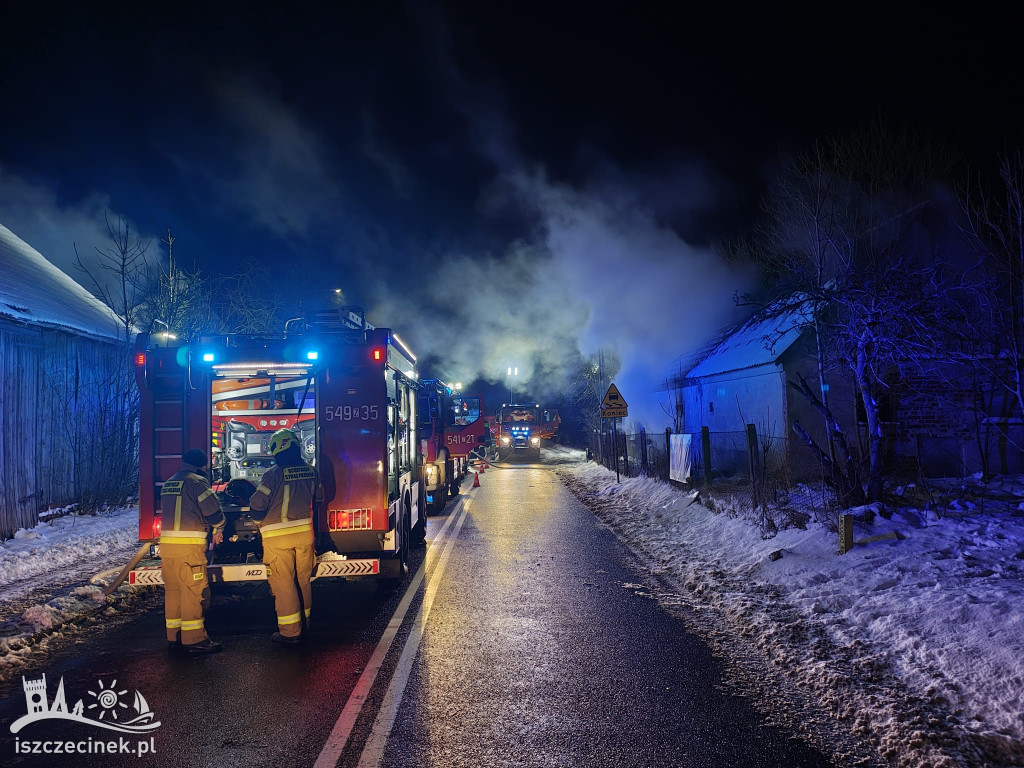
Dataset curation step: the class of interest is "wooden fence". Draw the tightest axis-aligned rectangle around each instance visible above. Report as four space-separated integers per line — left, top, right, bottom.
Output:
0 320 133 538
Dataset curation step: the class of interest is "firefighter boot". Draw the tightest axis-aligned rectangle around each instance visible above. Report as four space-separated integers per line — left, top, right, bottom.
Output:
184 637 222 655
167 630 182 654
272 632 302 645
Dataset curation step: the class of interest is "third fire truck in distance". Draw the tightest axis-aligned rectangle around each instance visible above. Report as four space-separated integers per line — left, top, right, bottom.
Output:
493 403 561 461
126 307 424 591
494 402 543 461
418 380 490 514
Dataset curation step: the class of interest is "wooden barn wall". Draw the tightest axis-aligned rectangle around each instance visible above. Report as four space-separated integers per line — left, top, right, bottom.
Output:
0 320 123 538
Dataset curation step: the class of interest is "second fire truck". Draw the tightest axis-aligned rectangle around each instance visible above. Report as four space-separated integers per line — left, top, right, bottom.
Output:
419 380 489 514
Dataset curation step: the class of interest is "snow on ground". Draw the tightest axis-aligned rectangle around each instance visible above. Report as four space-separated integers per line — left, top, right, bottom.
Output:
0 506 138 588
0 507 144 682
556 453 1024 768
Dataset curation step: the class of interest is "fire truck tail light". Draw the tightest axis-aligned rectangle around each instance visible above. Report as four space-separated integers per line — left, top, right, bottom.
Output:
152 515 163 539
329 508 372 531
372 348 384 362
135 353 146 366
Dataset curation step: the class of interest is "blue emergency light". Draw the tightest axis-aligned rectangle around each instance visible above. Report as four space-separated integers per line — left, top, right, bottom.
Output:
307 351 319 360
202 353 215 362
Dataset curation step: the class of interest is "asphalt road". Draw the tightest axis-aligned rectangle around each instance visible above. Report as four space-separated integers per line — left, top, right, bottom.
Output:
0 458 833 767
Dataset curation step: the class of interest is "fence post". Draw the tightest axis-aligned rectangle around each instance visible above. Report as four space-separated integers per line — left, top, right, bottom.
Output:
701 426 712 489
640 427 648 475
839 513 853 554
746 423 760 508
620 426 627 477
596 428 603 465
665 428 672 482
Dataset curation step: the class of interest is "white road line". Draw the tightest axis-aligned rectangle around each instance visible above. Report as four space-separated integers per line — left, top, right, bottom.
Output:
356 498 472 768
313 495 471 768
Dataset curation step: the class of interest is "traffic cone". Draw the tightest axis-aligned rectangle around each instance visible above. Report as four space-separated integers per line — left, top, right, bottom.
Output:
483 458 489 469
472 472 480 488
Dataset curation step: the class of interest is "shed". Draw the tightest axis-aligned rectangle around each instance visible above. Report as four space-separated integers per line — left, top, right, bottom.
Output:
671 299 858 482
0 222 126 536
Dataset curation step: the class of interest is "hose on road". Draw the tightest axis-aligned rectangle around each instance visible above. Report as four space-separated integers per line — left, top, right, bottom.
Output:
99 543 152 596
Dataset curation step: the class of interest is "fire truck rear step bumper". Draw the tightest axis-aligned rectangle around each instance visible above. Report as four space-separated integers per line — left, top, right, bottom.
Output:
128 557 381 585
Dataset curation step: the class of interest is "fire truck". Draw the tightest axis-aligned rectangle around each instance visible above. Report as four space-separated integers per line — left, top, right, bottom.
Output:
494 402 544 461
418 380 490 514
125 307 424 589
538 408 561 442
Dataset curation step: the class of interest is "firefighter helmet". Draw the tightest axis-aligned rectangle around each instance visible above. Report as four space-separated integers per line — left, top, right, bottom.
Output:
267 429 298 456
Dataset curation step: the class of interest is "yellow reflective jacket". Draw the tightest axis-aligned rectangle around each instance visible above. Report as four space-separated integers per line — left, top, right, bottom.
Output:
160 468 225 545
250 462 322 538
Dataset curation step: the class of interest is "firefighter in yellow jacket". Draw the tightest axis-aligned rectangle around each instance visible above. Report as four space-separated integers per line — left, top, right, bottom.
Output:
160 448 225 655
250 429 322 644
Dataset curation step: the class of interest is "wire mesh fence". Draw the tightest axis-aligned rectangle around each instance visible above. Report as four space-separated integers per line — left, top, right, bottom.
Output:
587 426 669 480
587 425 793 494
584 419 1024 516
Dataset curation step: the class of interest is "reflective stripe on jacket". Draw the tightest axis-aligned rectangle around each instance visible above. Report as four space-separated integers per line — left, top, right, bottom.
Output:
250 463 321 532
159 467 225 542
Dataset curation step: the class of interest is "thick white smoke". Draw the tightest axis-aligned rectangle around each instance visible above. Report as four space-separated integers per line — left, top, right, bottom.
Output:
373 165 754 430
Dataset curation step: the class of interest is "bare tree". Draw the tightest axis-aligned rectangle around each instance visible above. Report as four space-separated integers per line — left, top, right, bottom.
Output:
746 124 966 503
960 149 1024 422
66 214 147 511
134 230 218 340
75 214 149 345
215 262 292 334
552 349 619 448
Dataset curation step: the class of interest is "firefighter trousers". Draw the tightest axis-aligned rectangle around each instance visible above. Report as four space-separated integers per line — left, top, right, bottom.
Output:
161 542 211 645
262 529 315 638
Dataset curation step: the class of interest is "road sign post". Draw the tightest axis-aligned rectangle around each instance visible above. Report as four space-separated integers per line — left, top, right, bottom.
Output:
613 418 620 483
599 384 628 483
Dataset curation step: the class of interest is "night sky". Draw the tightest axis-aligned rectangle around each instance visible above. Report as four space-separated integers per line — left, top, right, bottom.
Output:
2 3 1021 425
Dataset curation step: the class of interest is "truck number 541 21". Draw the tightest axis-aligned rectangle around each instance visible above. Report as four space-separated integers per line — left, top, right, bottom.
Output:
324 405 380 421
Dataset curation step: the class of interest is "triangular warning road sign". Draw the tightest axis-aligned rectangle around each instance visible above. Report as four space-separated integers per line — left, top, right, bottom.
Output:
602 383 627 409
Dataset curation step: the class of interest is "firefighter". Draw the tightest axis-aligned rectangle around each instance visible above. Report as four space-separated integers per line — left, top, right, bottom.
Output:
249 428 321 644
160 448 225 655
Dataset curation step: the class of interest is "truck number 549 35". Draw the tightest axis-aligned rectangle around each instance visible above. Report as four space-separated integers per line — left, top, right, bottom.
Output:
324 405 380 421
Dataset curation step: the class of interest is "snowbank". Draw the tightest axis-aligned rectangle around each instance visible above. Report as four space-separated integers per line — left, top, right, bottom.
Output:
559 460 1024 768
0 507 144 683
0 506 138 587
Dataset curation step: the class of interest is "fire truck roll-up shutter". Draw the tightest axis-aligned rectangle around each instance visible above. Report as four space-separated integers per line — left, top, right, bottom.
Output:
135 336 191 543
318 341 389 532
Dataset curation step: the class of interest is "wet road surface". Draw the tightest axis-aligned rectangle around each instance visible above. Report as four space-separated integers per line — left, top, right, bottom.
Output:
0 459 833 767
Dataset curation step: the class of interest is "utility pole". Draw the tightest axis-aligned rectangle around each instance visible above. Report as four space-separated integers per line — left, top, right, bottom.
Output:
599 348 606 451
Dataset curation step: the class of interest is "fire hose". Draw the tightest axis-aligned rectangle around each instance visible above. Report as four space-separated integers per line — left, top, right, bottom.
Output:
98 544 152 596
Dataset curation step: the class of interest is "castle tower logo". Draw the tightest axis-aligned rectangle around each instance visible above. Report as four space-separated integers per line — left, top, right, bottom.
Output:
10 674 161 735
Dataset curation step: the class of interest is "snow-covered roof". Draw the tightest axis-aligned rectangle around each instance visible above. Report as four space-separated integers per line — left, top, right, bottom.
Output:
684 298 812 379
0 223 124 343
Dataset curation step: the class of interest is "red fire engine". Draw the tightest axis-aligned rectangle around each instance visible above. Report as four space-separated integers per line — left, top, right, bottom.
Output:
418 380 490 513
538 408 561 442
494 402 544 461
126 307 424 588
